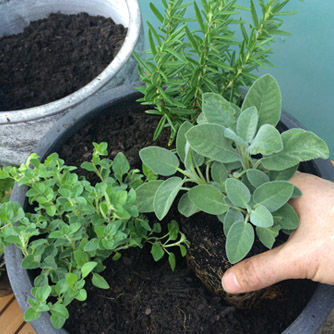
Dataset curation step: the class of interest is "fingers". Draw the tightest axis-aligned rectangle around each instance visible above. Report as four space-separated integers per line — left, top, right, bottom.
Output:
222 172 334 294
221 244 301 294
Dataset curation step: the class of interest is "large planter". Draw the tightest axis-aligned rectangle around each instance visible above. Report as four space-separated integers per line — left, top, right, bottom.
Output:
5 82 334 333
0 0 143 166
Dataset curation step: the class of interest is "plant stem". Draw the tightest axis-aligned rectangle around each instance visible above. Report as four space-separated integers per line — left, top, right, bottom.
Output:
225 3 272 93
205 163 211 183
237 144 250 170
191 2 214 109
244 212 250 226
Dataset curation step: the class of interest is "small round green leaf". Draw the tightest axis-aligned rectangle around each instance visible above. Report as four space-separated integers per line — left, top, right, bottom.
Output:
268 165 298 181
73 250 89 268
81 261 97 278
211 161 228 184
226 221 254 264
151 242 165 262
179 245 187 257
50 315 66 330
250 205 274 228
135 180 163 213
188 184 229 215
54 279 68 295
153 177 184 220
168 253 176 271
31 285 51 303
246 169 270 188
225 178 251 208
274 203 300 230
202 93 239 128
256 225 280 249
92 273 110 289
112 152 130 176
24 308 41 322
139 146 179 176
93 142 108 156
223 208 245 236
168 220 180 241
81 161 96 172
21 254 41 269
253 181 294 212
51 304 69 319
178 192 200 217
262 129 329 171
27 298 39 309
237 106 259 143
186 124 239 163
248 124 283 155
83 238 99 252
242 74 281 128
74 288 86 302
112 252 122 261
65 273 78 287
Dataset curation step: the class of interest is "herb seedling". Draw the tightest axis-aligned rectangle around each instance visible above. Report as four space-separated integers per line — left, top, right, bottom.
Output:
136 74 329 264
0 143 188 329
135 0 303 142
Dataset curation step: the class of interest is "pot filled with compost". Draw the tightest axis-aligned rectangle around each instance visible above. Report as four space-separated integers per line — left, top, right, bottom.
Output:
2 77 334 334
0 0 143 166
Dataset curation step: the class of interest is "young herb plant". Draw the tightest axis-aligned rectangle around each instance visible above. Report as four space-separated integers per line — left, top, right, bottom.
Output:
134 0 303 143
136 74 329 264
0 143 188 329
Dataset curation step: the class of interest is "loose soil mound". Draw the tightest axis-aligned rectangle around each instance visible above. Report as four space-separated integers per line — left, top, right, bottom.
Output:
0 12 126 111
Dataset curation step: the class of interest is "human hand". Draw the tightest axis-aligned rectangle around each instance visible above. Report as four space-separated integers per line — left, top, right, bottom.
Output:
222 171 334 294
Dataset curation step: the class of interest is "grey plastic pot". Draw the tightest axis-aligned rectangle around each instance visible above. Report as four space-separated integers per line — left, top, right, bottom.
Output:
5 82 334 333
0 0 143 166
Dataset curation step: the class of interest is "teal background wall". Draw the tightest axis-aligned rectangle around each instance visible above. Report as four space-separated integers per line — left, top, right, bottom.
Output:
138 1 334 159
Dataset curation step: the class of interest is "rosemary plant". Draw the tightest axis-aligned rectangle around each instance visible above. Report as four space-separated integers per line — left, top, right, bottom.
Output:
134 0 303 143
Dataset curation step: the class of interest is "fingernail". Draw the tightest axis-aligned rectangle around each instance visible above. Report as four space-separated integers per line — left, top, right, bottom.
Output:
222 271 242 294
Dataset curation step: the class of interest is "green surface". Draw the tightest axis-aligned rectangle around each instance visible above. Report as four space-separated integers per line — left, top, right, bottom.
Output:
138 0 334 159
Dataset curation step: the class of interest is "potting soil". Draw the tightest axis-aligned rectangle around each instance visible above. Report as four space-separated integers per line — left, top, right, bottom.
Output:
58 107 315 334
0 12 126 110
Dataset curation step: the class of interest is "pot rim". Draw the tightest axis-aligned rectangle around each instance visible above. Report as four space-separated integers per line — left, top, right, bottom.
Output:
0 0 142 124
5 82 334 334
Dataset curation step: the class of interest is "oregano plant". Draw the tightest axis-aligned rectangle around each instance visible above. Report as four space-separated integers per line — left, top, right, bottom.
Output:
134 0 303 143
0 143 188 329
136 74 329 264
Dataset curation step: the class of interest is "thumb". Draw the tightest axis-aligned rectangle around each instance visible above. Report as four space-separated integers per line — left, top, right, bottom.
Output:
221 244 300 294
